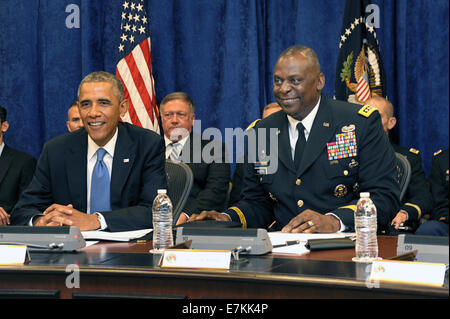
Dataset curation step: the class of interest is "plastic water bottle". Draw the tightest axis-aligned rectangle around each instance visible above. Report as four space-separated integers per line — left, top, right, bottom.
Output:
151 189 173 253
352 192 380 263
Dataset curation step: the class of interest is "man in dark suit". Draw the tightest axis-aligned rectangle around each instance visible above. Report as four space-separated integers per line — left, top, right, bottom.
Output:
188 45 400 233
0 106 36 225
415 149 449 236
10 71 167 231
365 95 432 231
160 92 230 223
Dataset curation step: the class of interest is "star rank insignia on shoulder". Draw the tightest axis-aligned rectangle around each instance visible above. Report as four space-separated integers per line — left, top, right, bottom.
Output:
357 104 378 118
409 148 420 155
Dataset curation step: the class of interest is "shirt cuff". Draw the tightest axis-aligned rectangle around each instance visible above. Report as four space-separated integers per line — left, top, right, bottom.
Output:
94 213 107 230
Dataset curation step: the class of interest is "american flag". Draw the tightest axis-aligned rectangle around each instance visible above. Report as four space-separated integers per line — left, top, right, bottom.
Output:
116 0 160 133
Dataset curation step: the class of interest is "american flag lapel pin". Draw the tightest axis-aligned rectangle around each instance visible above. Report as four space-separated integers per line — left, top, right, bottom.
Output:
123 158 130 163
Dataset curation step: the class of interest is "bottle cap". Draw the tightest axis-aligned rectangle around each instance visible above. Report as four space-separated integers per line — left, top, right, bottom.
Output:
360 192 370 198
157 189 167 194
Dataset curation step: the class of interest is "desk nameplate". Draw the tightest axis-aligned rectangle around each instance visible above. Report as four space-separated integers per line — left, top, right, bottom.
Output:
160 249 231 270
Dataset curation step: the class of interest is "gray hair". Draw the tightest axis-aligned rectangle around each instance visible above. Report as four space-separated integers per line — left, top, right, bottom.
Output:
77 71 125 102
160 91 196 114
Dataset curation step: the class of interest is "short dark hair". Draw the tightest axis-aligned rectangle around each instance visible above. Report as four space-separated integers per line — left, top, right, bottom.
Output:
78 71 125 102
160 92 196 114
278 45 321 72
0 106 6 123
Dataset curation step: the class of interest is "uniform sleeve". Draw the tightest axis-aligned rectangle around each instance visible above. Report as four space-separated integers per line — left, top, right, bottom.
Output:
429 151 449 223
401 151 432 221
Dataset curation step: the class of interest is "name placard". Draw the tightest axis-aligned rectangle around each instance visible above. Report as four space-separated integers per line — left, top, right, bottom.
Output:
160 249 231 270
369 260 446 287
0 245 30 265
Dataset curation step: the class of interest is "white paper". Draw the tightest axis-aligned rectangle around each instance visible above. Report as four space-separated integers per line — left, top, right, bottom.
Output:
0 245 29 265
81 228 152 242
269 232 352 255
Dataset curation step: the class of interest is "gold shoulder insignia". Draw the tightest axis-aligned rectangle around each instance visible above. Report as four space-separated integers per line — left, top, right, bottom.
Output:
409 148 419 155
434 149 443 156
246 119 261 131
358 104 378 118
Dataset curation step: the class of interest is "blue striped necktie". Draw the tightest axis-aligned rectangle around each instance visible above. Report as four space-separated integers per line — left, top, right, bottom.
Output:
169 142 182 161
90 148 111 213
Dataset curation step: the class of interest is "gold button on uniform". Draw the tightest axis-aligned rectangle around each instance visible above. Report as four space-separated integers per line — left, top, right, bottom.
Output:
295 179 301 186
297 200 304 207
343 170 349 176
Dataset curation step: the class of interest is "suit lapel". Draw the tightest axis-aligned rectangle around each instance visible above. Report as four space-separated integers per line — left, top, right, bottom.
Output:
297 96 335 177
65 132 88 211
0 145 14 185
110 123 137 203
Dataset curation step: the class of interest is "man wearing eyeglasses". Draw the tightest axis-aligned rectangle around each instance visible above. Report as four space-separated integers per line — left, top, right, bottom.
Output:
160 92 230 223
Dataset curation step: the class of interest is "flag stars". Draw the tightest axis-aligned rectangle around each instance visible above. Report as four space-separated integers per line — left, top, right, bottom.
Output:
120 34 128 42
132 25 137 32
138 26 145 34
122 1 129 10
124 23 131 32
134 14 140 22
142 16 147 24
130 2 135 10
118 43 124 52
136 3 143 11
128 13 133 21
129 35 135 43
345 28 351 36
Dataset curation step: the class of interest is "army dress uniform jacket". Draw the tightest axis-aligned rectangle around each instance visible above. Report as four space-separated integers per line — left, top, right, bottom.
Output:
224 94 401 231
391 144 432 222
429 149 449 223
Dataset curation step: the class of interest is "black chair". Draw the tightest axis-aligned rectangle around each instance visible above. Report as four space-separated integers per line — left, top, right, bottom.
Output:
165 159 194 226
395 152 412 202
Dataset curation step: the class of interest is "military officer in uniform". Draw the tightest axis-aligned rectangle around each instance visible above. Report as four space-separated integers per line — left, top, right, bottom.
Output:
364 95 432 231
415 149 449 236
188 45 400 233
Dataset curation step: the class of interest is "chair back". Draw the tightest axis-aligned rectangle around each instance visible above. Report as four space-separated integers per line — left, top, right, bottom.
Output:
395 152 412 202
165 159 194 226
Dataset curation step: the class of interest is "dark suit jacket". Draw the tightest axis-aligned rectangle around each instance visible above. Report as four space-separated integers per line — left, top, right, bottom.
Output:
0 145 36 213
225 94 401 231
10 122 167 231
392 143 432 221
178 133 230 215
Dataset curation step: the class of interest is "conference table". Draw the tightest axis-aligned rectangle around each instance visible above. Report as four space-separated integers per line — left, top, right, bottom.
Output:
0 235 448 300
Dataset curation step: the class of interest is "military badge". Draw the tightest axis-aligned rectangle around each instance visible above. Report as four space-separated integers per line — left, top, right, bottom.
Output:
254 149 269 175
341 124 355 132
334 184 348 197
327 131 357 160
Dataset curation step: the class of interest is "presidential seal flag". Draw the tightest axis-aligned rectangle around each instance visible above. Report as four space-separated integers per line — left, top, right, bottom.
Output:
116 0 160 133
334 0 387 104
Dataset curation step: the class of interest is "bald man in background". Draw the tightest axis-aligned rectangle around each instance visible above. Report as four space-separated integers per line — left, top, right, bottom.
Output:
66 101 84 132
365 95 432 231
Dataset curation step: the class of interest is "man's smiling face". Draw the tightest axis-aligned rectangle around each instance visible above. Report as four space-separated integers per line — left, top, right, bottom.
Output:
78 81 128 146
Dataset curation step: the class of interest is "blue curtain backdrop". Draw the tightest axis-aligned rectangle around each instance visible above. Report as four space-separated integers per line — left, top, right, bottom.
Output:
0 0 448 175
